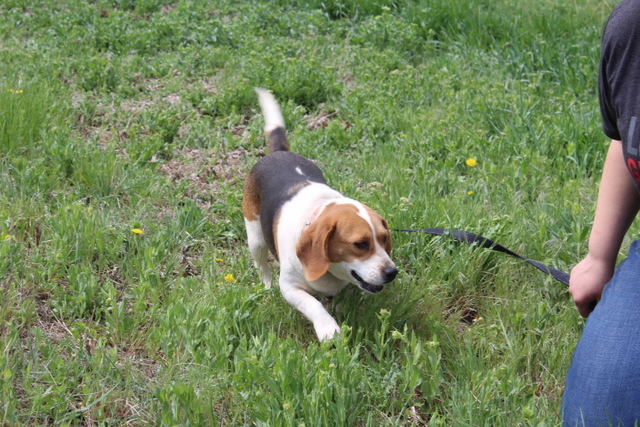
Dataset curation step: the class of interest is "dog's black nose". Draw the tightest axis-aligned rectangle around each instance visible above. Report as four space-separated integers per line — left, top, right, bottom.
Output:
383 266 398 283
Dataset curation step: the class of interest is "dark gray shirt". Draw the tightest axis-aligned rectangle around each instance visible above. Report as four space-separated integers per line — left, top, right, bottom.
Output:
599 0 640 189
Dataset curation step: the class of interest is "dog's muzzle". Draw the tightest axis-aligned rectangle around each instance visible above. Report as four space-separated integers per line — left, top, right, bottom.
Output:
351 266 398 294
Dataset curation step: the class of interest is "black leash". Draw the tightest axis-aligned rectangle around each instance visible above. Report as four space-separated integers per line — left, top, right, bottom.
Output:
393 228 570 286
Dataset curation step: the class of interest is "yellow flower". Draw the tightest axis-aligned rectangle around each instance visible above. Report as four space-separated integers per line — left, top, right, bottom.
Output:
224 274 235 282
465 158 477 167
215 258 224 262
131 228 144 235
467 191 475 195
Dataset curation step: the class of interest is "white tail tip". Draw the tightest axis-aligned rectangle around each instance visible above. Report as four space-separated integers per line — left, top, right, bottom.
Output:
255 87 285 132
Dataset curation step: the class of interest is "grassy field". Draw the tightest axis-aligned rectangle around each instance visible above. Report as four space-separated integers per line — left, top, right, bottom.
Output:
0 0 622 425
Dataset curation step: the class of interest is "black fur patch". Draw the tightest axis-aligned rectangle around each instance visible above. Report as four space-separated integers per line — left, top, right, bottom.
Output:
268 127 289 152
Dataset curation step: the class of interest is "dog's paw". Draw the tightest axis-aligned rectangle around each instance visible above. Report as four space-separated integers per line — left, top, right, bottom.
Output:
257 269 272 289
314 321 341 342
262 277 272 289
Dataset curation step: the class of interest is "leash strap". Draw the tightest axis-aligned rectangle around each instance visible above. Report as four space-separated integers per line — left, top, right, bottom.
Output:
393 228 570 286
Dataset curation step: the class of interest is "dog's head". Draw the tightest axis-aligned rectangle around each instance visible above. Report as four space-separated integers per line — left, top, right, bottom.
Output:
296 202 397 293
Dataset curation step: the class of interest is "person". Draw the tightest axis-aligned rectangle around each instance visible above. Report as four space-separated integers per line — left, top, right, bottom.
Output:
562 0 640 425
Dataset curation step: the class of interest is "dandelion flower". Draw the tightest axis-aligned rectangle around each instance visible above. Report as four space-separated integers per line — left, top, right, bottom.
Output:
131 228 144 235
215 258 224 262
467 191 475 195
224 274 235 282
465 158 477 167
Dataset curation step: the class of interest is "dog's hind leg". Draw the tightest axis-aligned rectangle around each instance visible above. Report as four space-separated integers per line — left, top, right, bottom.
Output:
243 172 272 288
245 218 272 288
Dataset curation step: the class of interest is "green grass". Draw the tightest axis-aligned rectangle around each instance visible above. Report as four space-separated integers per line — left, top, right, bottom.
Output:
0 0 623 425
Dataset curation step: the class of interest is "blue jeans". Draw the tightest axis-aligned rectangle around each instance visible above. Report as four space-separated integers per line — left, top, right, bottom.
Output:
563 240 640 427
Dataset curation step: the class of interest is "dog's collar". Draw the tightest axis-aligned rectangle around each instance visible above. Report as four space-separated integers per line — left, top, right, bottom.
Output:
304 205 325 227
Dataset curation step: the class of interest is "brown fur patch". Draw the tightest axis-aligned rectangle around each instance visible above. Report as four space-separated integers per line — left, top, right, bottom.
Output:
242 172 260 221
286 181 310 198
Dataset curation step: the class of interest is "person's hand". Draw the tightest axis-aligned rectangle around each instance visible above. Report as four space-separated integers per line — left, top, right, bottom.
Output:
569 253 615 318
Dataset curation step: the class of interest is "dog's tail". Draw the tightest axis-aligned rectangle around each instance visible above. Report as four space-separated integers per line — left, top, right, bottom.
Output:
255 88 289 153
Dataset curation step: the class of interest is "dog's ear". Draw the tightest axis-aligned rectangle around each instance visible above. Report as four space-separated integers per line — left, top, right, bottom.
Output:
296 220 335 282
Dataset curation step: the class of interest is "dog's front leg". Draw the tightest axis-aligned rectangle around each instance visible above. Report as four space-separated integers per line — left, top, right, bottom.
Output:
280 285 341 341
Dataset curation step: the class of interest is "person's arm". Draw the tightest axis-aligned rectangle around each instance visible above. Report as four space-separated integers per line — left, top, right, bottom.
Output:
569 139 640 317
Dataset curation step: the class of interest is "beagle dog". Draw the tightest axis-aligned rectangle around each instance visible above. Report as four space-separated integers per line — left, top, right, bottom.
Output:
243 88 398 341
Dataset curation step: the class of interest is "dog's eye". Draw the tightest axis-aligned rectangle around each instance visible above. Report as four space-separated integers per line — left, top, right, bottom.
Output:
354 241 369 250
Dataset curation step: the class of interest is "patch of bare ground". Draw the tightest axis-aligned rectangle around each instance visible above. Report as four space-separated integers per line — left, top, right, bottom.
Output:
33 295 71 344
304 106 352 130
158 146 251 208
